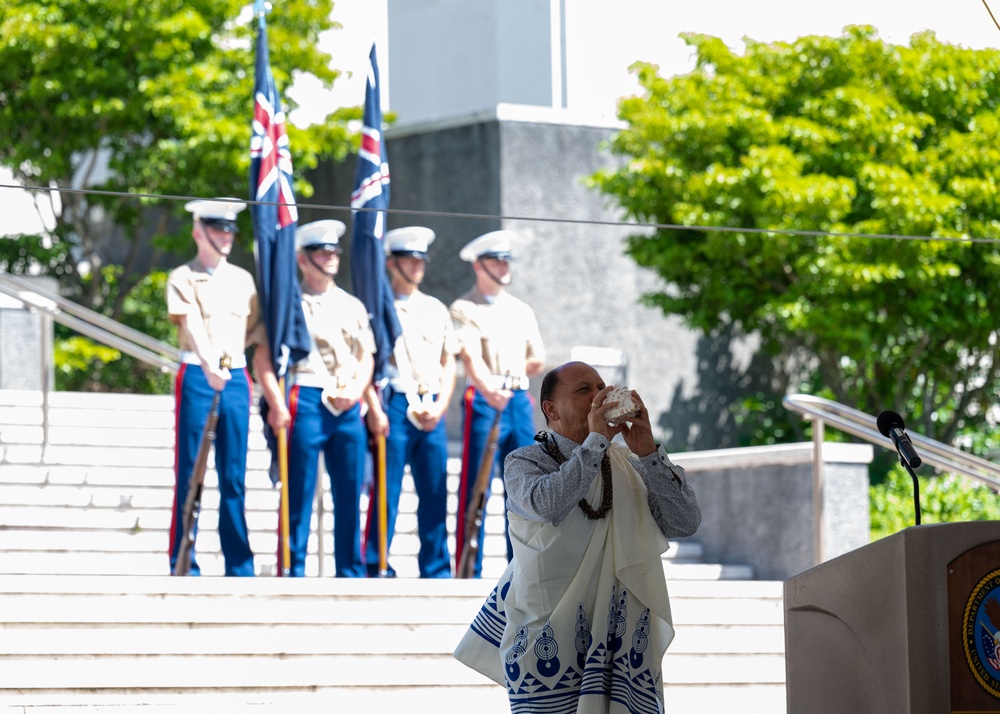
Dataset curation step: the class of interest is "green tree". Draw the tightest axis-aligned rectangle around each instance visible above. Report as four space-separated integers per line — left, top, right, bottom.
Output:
0 0 357 390
592 27 1000 446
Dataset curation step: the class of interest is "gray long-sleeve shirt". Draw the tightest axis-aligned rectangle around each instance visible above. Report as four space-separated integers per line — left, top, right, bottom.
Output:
504 431 701 538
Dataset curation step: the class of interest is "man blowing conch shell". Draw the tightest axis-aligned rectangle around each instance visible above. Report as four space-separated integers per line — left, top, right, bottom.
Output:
454 361 701 713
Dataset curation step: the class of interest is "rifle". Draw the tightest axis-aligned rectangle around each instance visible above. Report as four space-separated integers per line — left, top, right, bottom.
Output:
173 354 230 576
457 374 510 579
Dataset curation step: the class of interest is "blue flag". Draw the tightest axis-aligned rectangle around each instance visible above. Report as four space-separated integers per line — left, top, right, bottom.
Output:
350 43 400 384
249 14 311 485
249 17 310 378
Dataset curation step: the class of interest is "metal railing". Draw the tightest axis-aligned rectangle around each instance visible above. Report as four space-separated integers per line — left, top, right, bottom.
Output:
0 272 181 447
783 393 1000 562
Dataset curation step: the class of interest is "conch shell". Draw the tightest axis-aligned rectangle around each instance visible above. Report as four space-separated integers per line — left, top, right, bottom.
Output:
603 386 639 425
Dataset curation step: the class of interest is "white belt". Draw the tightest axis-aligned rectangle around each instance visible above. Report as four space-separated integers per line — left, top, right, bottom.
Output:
289 373 346 389
482 374 529 391
180 351 247 370
390 378 436 396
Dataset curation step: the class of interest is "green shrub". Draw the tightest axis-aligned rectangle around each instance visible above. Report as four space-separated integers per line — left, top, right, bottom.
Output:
870 465 1000 541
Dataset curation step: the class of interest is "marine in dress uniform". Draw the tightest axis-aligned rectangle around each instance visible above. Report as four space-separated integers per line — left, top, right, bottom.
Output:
258 219 377 577
449 230 546 577
167 198 260 577
362 227 459 578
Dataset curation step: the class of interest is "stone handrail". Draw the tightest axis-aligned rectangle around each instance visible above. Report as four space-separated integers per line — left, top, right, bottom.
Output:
783 393 1000 491
0 272 180 375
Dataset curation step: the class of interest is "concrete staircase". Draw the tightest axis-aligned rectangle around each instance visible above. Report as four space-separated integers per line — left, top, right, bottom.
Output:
0 390 787 712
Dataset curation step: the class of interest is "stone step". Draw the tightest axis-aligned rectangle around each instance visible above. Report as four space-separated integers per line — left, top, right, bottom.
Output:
0 572 780 604
0 690 512 714
0 685 786 714
0 576 785 695
0 574 782 597
0 462 459 489
0 590 782 628
0 550 745 580
0 390 176 410
0 502 503 538
0 422 273 451
0 622 785 656
0 526 706 561
0 481 487 516
0 651 786 688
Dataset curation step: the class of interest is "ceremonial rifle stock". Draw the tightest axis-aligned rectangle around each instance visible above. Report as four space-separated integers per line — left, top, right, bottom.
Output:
457 374 511 579
173 354 230 576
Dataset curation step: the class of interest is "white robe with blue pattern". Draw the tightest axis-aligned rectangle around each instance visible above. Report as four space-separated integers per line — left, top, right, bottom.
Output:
454 445 675 714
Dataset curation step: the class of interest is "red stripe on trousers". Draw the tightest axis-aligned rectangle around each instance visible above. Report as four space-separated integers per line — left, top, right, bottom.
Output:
167 364 187 563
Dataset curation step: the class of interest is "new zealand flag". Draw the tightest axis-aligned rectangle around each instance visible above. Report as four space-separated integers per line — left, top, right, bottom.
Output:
349 43 400 384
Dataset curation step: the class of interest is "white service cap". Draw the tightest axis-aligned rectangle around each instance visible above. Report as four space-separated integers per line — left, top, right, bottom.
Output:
184 198 247 232
458 229 516 262
384 226 435 259
296 219 347 252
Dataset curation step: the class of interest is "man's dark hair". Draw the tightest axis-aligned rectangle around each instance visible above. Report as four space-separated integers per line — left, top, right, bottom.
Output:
539 365 564 426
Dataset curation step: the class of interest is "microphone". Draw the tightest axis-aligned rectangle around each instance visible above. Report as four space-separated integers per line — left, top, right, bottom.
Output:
876 411 922 469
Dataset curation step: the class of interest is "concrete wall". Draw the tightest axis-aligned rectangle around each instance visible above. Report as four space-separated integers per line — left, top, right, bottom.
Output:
387 0 561 125
678 441 873 580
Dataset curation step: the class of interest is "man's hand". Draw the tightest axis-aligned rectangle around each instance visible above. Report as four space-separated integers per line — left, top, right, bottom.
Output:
483 387 512 411
414 400 446 432
266 403 291 433
366 401 390 437
617 389 657 457
588 385 620 441
331 394 359 412
203 360 231 392
331 379 365 412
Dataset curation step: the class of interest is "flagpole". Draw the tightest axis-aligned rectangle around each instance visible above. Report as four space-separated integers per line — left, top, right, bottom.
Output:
277 378 292 576
255 0 270 28
377 433 389 577
251 0 296 578
350 42 400 580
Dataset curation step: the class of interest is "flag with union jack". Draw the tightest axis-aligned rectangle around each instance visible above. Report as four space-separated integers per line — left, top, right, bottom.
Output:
349 43 400 384
249 14 311 493
249 15 310 378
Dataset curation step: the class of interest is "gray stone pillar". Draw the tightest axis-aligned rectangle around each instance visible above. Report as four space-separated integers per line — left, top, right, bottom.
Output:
0 275 57 391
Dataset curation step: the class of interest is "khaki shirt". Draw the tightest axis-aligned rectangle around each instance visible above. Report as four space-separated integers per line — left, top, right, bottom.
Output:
391 290 460 393
291 286 376 383
449 286 544 379
166 259 259 359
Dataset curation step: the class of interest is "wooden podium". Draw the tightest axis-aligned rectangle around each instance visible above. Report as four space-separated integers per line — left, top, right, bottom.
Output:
784 521 1000 713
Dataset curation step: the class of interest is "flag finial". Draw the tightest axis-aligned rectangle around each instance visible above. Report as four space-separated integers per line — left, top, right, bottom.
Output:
254 0 272 24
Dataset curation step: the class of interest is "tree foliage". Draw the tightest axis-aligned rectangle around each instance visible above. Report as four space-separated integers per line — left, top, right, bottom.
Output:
592 27 1000 446
0 0 356 391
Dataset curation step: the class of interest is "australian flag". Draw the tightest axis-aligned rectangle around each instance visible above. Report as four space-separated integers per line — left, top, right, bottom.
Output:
349 43 400 384
249 15 311 483
249 16 310 377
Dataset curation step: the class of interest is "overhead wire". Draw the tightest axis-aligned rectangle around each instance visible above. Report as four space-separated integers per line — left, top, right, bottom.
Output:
2 181 1000 246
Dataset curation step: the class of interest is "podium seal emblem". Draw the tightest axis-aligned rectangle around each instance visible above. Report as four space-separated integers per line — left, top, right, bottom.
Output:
962 566 1000 699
